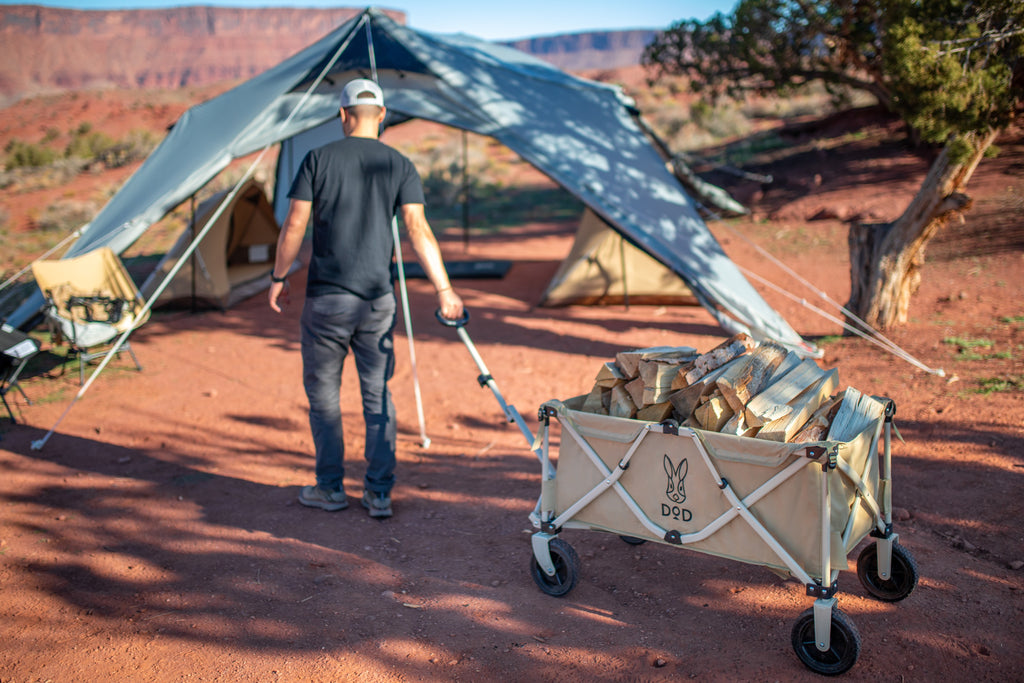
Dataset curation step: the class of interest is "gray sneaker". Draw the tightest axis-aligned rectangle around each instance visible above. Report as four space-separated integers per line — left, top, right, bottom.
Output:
361 490 393 518
298 485 349 511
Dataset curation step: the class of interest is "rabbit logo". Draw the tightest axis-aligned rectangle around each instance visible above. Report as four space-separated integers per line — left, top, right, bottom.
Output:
663 454 688 503
662 454 692 522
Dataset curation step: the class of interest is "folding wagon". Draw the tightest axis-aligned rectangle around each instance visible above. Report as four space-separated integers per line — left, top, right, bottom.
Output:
440 312 918 676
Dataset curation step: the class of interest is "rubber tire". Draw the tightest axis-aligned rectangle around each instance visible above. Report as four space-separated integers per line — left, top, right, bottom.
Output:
529 537 580 597
619 535 647 546
791 607 861 676
857 541 919 602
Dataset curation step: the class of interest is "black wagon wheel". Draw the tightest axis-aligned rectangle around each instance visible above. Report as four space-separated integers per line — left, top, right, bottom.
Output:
857 541 919 602
791 607 861 676
619 535 647 546
529 537 580 597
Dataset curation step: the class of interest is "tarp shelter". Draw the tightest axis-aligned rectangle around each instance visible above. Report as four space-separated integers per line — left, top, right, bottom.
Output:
139 178 281 309
7 8 810 353
539 208 697 307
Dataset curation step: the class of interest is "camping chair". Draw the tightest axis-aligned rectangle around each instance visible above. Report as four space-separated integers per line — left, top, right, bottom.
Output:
1 323 40 422
31 248 150 385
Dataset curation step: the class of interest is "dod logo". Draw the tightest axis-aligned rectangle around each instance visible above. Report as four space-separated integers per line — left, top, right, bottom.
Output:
661 454 692 522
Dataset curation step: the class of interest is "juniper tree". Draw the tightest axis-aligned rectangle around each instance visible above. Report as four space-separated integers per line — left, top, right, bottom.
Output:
645 0 1024 330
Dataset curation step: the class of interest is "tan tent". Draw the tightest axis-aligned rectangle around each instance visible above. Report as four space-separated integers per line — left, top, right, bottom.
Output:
540 209 698 307
140 179 282 309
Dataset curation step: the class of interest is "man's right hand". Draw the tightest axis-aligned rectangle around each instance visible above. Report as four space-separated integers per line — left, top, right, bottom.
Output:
438 287 464 322
268 280 290 313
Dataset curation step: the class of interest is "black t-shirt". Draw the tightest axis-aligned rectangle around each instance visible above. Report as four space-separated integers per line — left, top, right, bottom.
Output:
288 136 425 299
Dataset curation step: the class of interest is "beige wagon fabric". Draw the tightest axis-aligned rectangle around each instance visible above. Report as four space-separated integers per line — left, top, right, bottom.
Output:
549 398 884 580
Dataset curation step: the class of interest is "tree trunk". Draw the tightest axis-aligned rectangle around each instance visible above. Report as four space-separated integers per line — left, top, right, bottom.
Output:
845 129 999 330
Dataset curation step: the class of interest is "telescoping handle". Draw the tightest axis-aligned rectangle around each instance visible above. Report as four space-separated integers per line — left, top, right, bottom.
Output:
436 308 538 452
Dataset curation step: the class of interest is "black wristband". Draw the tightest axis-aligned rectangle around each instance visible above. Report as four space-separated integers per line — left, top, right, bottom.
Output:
270 273 287 283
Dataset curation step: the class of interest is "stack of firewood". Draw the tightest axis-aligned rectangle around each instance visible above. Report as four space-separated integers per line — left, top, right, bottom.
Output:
577 335 886 443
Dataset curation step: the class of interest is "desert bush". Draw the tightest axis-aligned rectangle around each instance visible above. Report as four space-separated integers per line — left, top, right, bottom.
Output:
35 198 97 234
95 129 159 168
4 139 60 170
64 128 117 162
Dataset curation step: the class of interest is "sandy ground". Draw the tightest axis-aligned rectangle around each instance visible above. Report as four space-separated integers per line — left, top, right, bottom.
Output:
1 112 1022 681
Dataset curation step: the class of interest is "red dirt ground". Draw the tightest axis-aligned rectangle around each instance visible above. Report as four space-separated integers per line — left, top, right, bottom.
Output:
1 104 1022 681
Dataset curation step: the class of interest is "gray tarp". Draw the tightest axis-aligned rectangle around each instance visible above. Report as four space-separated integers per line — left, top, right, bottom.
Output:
9 8 809 352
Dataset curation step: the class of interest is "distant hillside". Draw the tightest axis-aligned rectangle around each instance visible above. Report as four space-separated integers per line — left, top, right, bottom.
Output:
0 5 657 105
503 30 658 71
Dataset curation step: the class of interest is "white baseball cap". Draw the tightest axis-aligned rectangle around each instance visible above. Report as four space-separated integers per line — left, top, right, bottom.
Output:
339 78 384 108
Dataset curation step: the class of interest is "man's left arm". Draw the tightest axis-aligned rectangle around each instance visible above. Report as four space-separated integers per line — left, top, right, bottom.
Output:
400 202 464 321
268 198 311 313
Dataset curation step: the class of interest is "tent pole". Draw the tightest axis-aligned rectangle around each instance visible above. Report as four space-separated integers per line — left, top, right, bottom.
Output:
462 130 470 251
618 234 630 310
189 193 197 314
391 217 430 448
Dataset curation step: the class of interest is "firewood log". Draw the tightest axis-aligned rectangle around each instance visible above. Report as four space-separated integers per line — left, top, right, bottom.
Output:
827 387 886 442
636 401 674 422
757 369 839 442
609 384 637 418
694 393 733 431
716 342 787 413
745 358 826 428
673 333 756 388
615 346 691 378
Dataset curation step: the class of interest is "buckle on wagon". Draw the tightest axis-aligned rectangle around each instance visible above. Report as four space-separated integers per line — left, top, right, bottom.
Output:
806 580 838 599
804 445 838 471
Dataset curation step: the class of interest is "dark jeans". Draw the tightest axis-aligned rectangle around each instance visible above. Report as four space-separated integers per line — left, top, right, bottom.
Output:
300 292 396 495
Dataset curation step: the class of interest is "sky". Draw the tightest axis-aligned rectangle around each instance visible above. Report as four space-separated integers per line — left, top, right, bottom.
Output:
1 1 738 41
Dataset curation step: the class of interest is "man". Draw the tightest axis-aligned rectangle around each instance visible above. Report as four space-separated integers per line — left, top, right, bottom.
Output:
269 78 464 519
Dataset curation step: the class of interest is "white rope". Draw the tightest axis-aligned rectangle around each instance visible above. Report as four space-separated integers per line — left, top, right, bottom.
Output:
719 222 904 349
714 220 945 376
31 13 370 450
0 228 81 295
737 265 946 376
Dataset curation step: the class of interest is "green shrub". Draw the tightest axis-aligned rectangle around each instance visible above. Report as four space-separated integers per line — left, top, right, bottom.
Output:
65 129 117 162
62 126 158 168
4 139 60 170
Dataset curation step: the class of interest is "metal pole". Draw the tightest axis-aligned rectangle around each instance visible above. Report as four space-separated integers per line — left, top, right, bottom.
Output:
189 193 197 314
392 217 430 448
462 130 470 251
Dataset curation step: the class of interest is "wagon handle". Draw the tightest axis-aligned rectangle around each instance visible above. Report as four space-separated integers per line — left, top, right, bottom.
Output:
435 308 470 328
435 306 539 456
